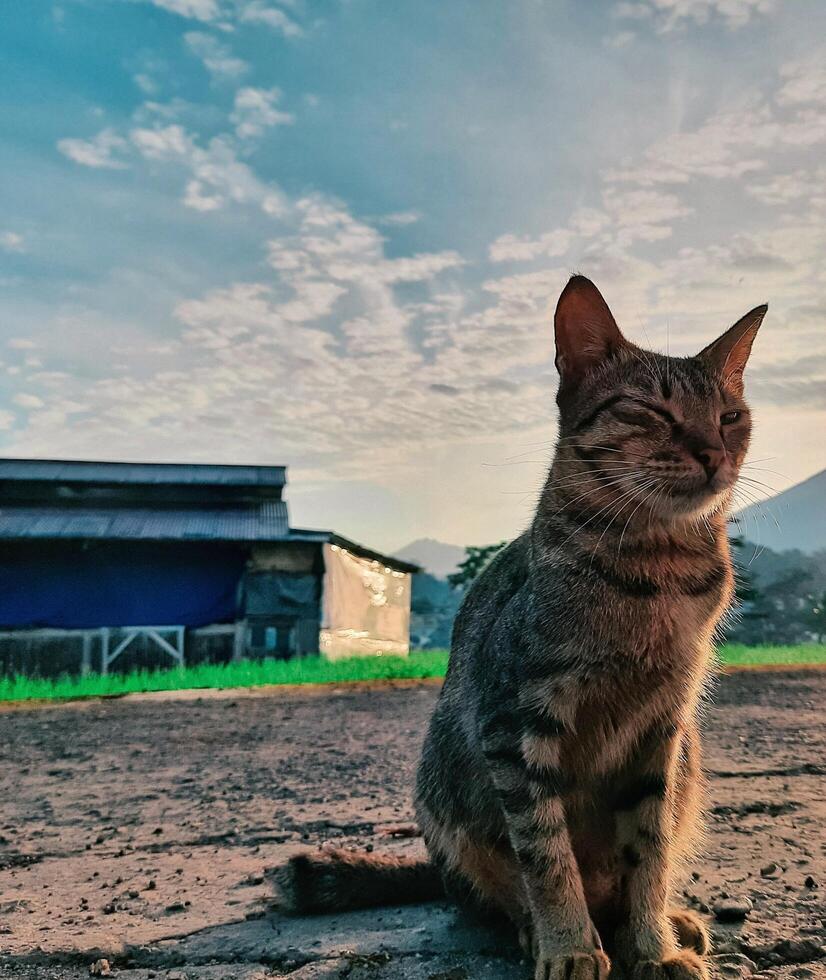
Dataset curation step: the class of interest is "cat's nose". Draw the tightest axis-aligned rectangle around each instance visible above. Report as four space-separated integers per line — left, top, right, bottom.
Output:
694 444 726 480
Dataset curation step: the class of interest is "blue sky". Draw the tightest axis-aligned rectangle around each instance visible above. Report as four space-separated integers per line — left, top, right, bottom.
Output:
1 0 825 552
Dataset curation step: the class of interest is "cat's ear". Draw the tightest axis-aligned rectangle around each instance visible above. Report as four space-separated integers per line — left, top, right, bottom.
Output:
554 275 627 386
698 304 767 389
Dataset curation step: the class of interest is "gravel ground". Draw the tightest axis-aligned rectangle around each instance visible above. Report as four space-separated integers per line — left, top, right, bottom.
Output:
0 671 823 980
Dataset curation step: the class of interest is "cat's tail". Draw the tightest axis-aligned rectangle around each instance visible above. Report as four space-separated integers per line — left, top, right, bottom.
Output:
273 849 445 914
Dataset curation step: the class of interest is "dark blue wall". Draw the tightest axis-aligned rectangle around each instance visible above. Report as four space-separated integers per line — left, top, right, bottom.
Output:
0 541 248 629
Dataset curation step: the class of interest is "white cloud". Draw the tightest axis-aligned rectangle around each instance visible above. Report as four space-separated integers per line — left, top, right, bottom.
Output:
57 129 128 169
130 123 193 160
231 87 294 138
135 0 306 35
130 125 286 213
8 338 37 350
614 0 776 32
601 187 692 244
238 1 303 37
378 211 421 226
745 166 826 208
776 53 826 107
133 73 159 95
0 410 15 431
183 179 224 211
13 393 44 410
489 229 571 263
184 31 248 79
147 0 221 21
11 29 826 525
0 231 24 253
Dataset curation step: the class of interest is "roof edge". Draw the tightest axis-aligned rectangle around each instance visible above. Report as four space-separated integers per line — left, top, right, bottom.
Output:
288 528 421 573
0 458 287 488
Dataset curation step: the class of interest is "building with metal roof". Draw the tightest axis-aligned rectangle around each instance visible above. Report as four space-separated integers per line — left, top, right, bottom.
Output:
0 459 417 677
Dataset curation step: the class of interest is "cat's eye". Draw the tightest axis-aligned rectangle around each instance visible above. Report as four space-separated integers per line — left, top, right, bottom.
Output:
720 411 741 425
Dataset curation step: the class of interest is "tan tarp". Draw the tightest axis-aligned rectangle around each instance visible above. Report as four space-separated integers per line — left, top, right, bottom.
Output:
320 543 411 659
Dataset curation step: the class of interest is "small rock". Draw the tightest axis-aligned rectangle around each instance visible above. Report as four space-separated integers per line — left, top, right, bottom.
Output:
760 862 780 878
88 960 111 977
804 875 818 889
713 897 753 922
767 938 826 963
714 952 758 977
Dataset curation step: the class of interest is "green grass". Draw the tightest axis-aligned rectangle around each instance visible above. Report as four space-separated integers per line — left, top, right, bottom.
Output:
0 649 451 704
0 645 823 704
718 643 826 667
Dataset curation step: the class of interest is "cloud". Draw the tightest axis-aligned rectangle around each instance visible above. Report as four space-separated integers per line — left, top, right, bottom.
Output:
745 166 826 208
489 229 571 263
57 129 128 169
130 124 286 213
600 187 692 244
613 0 776 32
231 87 294 138
184 31 248 79
377 211 421 226
238 1 303 37
130 123 193 160
0 231 24 253
9 20 826 523
776 53 826 107
604 30 636 48
146 0 221 21
13 393 44 410
0 411 15 431
183 179 223 211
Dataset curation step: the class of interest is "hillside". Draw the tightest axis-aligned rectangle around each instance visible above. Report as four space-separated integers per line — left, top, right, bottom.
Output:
733 468 826 554
394 538 466 579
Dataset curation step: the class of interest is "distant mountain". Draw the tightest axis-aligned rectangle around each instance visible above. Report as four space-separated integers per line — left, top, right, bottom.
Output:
732 468 826 554
394 538 466 579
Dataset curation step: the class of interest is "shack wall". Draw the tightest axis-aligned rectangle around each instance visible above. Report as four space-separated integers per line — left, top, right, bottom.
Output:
319 543 411 659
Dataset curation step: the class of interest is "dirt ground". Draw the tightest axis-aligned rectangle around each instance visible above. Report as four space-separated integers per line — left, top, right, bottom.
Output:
0 671 823 980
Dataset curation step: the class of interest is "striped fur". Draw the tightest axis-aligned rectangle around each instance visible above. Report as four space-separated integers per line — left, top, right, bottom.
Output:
277 277 762 980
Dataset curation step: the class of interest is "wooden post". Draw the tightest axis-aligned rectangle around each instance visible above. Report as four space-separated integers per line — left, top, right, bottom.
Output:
81 632 92 676
100 627 110 675
232 620 246 661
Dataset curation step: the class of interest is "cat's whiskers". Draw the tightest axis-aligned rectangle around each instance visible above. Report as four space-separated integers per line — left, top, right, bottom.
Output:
555 439 654 462
549 474 641 517
544 469 642 493
587 476 661 567
554 474 655 551
729 487 772 561
733 477 783 532
615 478 665 556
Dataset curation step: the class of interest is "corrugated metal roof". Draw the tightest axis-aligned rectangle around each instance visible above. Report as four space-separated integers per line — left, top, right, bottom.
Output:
0 458 286 487
288 528 420 573
0 500 289 542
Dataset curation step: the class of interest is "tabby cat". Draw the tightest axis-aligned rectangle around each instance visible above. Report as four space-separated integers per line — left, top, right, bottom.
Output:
276 276 767 980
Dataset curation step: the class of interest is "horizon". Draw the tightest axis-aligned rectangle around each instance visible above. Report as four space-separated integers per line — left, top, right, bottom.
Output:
2 1 825 553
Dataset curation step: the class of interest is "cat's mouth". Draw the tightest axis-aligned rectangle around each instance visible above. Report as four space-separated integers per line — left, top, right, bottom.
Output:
650 471 735 519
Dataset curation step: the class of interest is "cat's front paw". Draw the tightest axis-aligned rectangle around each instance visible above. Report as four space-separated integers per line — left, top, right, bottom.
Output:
534 949 611 980
669 909 710 955
633 950 709 980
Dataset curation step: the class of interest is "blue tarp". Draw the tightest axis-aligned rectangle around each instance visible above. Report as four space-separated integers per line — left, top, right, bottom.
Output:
0 543 247 628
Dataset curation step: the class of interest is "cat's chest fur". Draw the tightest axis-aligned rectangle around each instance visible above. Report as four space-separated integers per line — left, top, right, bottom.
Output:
525 562 731 777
